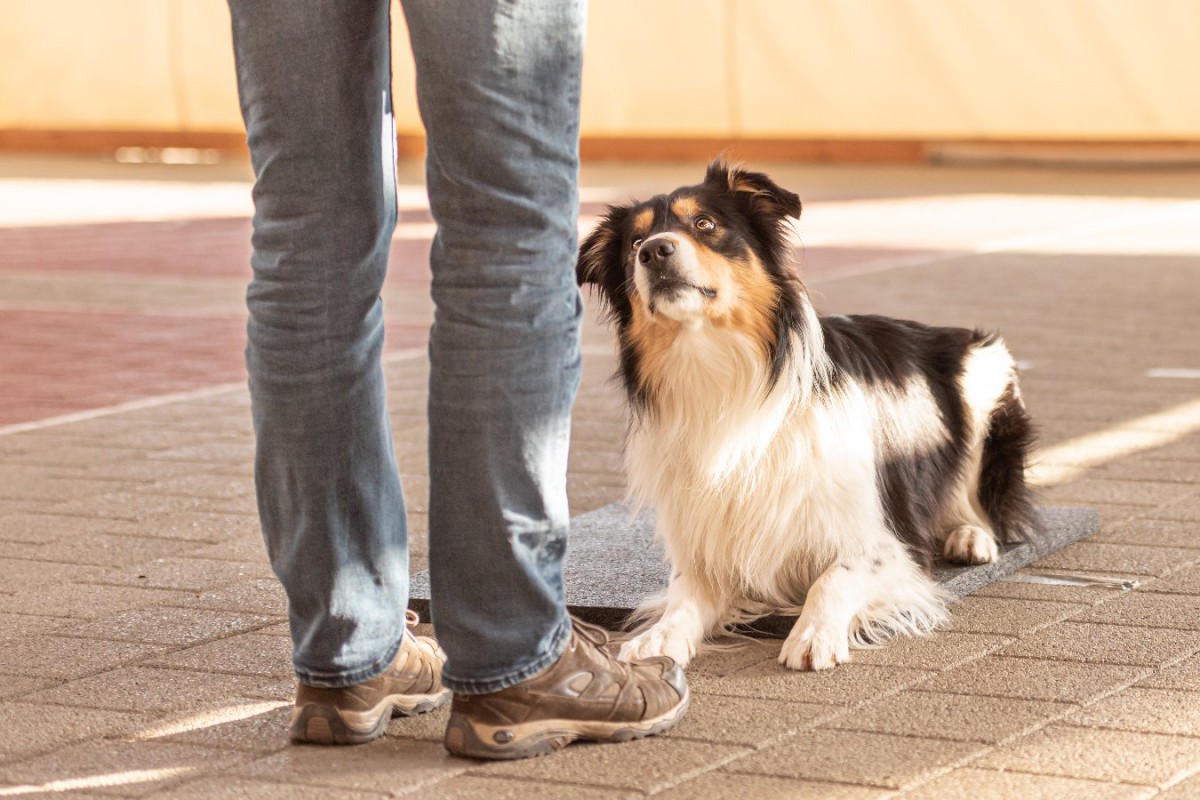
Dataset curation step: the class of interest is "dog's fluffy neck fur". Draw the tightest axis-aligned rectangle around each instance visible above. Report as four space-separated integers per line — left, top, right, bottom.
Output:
626 293 828 488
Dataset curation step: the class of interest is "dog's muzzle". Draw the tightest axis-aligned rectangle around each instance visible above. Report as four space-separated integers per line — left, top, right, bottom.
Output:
637 235 717 304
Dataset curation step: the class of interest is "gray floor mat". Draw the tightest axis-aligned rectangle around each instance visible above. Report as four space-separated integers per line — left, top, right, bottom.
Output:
409 504 1099 637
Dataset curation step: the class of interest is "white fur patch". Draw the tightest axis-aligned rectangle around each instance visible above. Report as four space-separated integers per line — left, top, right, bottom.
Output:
875 376 952 460
959 340 1017 445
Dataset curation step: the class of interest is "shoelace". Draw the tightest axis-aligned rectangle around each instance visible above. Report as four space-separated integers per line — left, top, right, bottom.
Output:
570 616 614 649
403 609 443 658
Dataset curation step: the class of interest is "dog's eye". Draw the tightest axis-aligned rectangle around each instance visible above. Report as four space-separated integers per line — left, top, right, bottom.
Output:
630 237 644 250
695 216 716 232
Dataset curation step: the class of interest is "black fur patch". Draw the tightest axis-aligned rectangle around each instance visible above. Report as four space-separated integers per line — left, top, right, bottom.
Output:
979 384 1038 543
577 204 634 326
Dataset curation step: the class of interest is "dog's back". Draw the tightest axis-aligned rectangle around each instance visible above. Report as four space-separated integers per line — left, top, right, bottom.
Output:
819 315 1037 570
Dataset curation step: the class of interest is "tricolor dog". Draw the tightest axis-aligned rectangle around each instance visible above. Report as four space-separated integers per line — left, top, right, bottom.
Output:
577 162 1036 671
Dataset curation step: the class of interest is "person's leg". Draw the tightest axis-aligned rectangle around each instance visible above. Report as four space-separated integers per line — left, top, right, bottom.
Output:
399 0 585 692
228 0 408 687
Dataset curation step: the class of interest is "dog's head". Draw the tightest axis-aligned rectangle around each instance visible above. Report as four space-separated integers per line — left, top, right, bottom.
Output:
578 161 809 399
578 160 802 325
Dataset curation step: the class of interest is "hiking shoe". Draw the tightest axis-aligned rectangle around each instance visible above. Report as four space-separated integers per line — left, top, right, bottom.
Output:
443 617 689 760
290 609 450 745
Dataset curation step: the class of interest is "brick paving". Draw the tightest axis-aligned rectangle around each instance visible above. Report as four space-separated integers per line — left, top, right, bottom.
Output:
1 154 1199 797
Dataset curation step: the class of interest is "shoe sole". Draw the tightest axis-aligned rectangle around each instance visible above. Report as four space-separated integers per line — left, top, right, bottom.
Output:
290 689 451 745
443 689 690 760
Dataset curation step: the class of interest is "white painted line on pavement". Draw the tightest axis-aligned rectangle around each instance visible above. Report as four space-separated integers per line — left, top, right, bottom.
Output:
0 347 429 438
0 382 247 438
1147 368 1200 380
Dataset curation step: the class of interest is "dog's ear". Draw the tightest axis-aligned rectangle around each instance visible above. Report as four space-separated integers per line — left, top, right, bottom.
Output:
704 160 801 220
577 204 634 324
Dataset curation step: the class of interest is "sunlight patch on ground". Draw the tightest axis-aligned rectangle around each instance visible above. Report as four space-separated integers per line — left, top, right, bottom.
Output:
0 179 429 228
0 768 196 796
797 195 1200 255
130 700 291 741
1029 397 1200 487
0 179 254 227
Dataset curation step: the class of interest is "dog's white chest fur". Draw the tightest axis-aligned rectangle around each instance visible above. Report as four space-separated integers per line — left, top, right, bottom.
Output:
625 325 892 608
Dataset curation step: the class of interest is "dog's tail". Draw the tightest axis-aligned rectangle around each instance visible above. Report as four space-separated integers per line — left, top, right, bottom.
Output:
978 382 1038 544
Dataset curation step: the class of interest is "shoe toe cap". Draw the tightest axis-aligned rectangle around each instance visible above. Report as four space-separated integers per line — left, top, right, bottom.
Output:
631 656 687 698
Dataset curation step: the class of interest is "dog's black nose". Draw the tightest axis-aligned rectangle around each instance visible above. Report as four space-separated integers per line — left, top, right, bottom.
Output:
638 238 676 266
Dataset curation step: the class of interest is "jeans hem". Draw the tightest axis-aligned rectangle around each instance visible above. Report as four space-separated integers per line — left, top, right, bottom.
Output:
440 615 572 695
292 634 405 689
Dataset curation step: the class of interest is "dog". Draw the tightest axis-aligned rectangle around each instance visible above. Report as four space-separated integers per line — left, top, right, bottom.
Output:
576 161 1036 671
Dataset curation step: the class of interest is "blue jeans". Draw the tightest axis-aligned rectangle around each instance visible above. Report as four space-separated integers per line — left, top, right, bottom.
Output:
228 0 585 693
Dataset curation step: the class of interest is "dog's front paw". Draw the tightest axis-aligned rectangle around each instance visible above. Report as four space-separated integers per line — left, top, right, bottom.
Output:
943 525 999 565
779 623 850 671
618 624 697 667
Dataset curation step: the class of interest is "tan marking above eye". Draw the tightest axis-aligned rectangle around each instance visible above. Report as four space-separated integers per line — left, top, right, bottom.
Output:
629 208 653 253
672 197 700 219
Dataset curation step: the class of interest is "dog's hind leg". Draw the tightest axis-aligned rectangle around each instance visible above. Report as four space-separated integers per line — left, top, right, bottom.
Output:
940 336 1029 564
943 522 999 564
940 476 999 565
619 571 725 668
